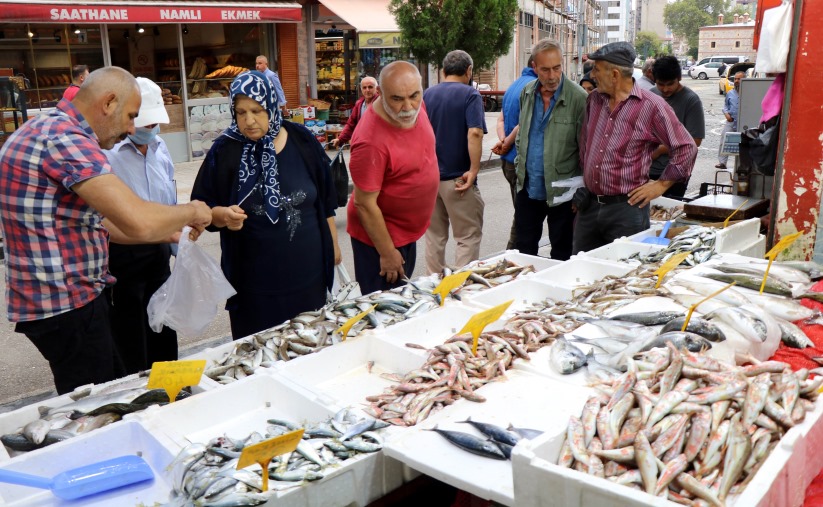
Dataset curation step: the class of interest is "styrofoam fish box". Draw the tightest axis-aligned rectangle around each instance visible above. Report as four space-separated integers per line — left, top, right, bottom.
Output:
374 305 480 354
270 334 426 409
141 373 405 507
715 218 761 254
383 370 592 506
531 257 635 289
461 278 573 314
0 373 215 464
579 240 664 263
511 383 823 507
731 234 766 258
0 420 177 506
622 225 665 244
468 250 562 274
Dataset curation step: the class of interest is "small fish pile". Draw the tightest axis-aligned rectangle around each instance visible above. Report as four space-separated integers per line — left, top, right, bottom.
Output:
163 408 386 507
568 265 665 316
558 343 821 506
650 204 684 222
1 378 189 455
365 331 534 426
639 226 718 266
428 418 543 460
448 258 536 299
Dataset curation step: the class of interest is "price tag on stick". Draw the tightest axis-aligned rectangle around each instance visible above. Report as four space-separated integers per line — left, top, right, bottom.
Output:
147 360 206 403
457 300 514 355
681 282 736 331
237 429 304 492
761 231 803 293
653 252 692 288
723 199 749 228
336 304 376 341
432 271 472 306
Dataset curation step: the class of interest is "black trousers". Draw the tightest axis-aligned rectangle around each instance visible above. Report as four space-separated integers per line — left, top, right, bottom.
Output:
107 243 178 374
16 295 126 395
572 198 650 254
514 188 575 260
351 237 417 294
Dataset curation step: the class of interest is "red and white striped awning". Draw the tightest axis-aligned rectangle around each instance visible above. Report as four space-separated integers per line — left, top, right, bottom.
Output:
0 0 302 23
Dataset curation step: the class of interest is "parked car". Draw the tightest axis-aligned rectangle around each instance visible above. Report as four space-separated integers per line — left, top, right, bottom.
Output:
689 56 749 80
719 62 757 94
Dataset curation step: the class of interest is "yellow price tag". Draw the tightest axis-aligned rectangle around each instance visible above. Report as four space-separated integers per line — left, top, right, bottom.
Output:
336 304 376 341
723 199 749 228
654 252 691 288
237 429 304 492
432 271 472 306
762 231 803 294
457 300 513 355
681 282 736 331
147 360 206 403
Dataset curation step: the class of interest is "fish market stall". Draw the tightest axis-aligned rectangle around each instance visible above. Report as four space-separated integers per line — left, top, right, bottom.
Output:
4 221 823 506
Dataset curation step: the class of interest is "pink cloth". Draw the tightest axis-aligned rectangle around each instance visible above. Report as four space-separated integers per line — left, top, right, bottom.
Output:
760 73 785 123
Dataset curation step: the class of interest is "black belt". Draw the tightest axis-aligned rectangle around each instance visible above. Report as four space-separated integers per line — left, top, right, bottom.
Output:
594 194 630 205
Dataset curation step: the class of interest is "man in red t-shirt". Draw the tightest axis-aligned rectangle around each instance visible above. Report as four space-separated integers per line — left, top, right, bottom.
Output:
347 61 439 293
62 64 89 102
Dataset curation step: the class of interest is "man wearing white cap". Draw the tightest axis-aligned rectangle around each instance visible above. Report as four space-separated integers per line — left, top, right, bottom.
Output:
104 77 179 373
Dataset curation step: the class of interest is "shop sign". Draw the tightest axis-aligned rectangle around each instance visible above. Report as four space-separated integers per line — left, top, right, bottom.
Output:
1 4 302 23
358 32 401 49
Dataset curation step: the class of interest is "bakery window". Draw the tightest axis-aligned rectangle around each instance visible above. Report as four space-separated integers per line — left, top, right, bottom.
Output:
0 23 104 110
182 23 260 100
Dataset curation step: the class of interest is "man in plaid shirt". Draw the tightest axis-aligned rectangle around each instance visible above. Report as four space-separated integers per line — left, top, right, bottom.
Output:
0 67 212 394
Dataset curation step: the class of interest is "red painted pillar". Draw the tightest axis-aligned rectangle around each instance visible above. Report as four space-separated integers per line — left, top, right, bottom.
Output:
771 0 823 259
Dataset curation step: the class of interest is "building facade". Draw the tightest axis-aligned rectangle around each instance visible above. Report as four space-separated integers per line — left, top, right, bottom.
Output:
599 0 631 44
698 13 756 61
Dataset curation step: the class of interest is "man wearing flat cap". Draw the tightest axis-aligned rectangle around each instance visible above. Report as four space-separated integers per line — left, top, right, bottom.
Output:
572 41 697 254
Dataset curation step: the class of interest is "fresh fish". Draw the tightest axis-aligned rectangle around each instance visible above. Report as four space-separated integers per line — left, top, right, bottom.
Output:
740 290 817 321
660 316 725 342
676 472 722 507
610 311 682 326
702 271 795 297
508 424 543 440
639 331 712 353
714 262 811 285
428 426 507 460
458 418 520 447
672 277 752 307
21 419 50 446
633 431 657 495
718 416 752 501
550 337 591 375
775 318 814 349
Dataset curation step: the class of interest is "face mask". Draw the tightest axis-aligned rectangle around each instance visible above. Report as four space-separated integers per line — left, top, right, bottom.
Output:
129 124 160 145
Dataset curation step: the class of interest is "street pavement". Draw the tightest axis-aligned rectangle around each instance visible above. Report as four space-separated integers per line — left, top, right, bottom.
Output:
0 78 728 410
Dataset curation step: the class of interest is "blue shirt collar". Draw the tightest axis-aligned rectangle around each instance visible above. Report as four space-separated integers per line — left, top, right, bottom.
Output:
521 67 537 78
532 74 564 102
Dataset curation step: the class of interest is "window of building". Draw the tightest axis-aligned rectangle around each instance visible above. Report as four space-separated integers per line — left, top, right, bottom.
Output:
711 41 716 48
523 13 534 28
608 13 620 19
735 41 740 47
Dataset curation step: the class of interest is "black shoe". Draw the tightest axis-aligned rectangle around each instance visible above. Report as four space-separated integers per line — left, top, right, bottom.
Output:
715 163 727 169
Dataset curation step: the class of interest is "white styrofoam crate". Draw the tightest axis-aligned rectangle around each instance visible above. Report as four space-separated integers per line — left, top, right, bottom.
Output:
0 374 216 464
461 278 573 315
373 305 480 355
731 234 766 258
140 373 405 507
511 378 823 507
0 420 177 506
578 240 665 263
530 257 635 289
622 225 665 244
270 334 425 409
715 218 761 254
468 250 562 274
383 370 592 506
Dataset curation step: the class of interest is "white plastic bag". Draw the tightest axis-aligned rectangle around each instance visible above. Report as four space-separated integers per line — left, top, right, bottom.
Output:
147 227 236 336
329 263 360 303
755 0 793 74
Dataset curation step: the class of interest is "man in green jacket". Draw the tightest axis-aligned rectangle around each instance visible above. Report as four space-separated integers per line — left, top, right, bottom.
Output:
514 39 587 260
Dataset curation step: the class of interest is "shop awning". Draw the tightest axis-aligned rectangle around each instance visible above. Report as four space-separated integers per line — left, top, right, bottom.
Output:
0 0 302 23
317 0 398 32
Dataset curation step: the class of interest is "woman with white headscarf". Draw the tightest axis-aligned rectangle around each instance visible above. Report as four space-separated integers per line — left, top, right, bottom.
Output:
192 71 341 339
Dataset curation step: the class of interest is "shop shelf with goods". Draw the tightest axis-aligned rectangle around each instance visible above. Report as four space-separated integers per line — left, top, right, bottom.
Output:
315 37 357 104
0 76 28 151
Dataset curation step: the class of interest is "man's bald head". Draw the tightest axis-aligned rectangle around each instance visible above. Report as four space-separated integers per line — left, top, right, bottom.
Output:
376 62 423 128
73 67 141 149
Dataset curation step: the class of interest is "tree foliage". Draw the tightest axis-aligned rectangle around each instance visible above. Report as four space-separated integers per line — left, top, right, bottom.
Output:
635 31 663 58
664 0 730 52
389 0 518 71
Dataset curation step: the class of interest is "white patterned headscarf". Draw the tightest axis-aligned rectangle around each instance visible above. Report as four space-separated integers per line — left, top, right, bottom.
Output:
224 70 283 224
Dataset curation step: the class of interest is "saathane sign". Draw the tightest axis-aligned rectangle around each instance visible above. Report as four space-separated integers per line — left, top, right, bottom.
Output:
3 5 302 23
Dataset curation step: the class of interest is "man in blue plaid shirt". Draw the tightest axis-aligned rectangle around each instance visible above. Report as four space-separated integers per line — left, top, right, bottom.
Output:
0 67 212 394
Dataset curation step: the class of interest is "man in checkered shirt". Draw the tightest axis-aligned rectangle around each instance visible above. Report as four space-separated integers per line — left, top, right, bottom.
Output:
0 67 212 394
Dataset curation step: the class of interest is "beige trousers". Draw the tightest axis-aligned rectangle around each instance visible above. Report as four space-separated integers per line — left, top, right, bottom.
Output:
425 180 485 274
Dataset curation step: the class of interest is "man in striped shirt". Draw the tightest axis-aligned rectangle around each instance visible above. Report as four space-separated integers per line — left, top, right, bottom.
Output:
572 42 697 254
